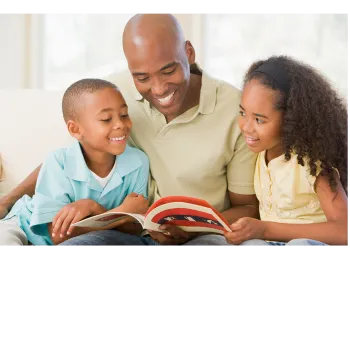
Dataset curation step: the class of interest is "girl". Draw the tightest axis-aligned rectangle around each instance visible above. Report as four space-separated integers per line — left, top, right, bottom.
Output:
224 55 347 246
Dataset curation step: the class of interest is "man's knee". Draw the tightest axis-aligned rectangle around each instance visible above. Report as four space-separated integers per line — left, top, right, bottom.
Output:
286 238 327 246
239 239 271 248
184 234 230 245
60 230 153 245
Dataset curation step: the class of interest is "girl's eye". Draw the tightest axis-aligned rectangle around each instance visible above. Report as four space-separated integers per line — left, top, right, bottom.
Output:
239 110 246 117
256 118 264 124
101 118 112 122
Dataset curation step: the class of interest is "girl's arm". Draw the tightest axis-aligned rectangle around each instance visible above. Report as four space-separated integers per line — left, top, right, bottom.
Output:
261 173 347 245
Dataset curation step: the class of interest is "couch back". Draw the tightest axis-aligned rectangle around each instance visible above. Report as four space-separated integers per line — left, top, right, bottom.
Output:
0 89 73 196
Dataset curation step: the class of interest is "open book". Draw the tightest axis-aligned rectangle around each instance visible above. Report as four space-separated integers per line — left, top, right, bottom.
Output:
72 196 232 235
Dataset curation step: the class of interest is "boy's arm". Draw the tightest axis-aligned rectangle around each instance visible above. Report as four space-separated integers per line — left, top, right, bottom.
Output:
0 165 41 218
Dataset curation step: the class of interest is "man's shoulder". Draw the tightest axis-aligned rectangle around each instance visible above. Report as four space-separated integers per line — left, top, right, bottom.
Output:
214 76 242 101
202 70 241 109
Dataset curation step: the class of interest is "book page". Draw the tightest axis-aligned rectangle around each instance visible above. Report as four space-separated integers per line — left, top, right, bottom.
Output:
72 212 145 228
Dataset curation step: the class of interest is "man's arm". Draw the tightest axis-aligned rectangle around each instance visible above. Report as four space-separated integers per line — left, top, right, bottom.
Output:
221 191 259 224
0 165 41 218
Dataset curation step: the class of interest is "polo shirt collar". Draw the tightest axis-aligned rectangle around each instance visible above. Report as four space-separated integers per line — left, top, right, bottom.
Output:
63 141 141 193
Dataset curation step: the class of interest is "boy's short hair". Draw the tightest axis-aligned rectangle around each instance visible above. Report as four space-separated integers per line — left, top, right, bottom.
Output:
62 78 119 122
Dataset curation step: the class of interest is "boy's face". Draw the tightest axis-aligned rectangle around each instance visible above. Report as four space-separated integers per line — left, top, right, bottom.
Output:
239 79 283 160
73 88 132 156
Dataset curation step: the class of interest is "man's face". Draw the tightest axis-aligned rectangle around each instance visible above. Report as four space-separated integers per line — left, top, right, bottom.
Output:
125 39 194 120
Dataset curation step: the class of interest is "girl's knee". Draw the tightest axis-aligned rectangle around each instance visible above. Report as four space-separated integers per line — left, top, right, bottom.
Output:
287 238 327 246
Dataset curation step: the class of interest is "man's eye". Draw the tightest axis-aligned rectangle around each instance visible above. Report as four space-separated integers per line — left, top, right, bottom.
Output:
163 69 176 75
256 118 265 124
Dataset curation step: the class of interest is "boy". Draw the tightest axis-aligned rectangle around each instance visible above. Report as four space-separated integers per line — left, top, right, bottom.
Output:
0 79 149 245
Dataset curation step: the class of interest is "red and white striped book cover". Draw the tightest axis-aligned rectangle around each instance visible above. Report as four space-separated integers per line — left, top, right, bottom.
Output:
73 196 232 235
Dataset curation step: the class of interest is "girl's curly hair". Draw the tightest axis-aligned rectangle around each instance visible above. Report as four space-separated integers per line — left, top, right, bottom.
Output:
243 55 348 194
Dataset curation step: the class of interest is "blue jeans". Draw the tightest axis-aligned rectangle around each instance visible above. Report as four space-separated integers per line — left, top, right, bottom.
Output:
60 230 230 245
60 231 327 246
240 239 327 246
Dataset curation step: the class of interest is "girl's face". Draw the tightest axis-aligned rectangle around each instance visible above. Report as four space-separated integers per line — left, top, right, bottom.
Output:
239 79 284 161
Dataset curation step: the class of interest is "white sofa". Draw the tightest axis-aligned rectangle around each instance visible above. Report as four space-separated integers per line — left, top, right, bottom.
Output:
0 89 72 197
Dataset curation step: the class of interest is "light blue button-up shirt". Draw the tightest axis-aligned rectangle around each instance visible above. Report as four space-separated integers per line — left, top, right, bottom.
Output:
3 141 149 245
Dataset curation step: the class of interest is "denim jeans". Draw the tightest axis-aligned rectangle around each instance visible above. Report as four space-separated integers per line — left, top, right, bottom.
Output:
60 230 230 245
240 239 327 246
60 231 327 246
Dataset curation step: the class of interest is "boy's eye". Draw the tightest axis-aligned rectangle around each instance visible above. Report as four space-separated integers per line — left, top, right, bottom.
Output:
136 76 149 83
239 110 246 117
256 118 265 124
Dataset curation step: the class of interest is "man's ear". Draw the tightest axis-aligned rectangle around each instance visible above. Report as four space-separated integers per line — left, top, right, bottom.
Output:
66 119 82 140
185 40 195 65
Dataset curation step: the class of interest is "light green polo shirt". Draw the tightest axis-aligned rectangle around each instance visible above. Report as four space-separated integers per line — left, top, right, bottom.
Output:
107 64 257 212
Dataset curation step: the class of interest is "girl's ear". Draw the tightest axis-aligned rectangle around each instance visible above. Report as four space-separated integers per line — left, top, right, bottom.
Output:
67 120 82 140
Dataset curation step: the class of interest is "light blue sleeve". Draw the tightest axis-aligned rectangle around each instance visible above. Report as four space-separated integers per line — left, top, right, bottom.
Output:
29 150 73 236
129 150 150 199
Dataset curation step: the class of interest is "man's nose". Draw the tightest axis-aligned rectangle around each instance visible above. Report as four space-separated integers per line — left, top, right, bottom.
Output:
151 77 168 96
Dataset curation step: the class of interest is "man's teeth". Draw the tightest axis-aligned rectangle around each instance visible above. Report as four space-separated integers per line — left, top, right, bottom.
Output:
109 136 126 141
157 91 175 104
247 137 259 141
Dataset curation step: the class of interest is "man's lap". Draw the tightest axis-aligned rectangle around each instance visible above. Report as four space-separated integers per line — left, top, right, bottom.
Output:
60 230 229 246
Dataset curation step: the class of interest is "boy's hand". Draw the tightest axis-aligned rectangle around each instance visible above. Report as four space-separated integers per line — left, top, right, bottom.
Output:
223 217 267 245
52 199 104 238
119 193 149 214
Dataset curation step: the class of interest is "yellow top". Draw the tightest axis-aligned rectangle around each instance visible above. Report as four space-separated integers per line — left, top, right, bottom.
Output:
107 64 257 211
254 151 327 224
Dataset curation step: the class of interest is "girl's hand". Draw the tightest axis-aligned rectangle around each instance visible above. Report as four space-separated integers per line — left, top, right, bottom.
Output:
223 217 267 245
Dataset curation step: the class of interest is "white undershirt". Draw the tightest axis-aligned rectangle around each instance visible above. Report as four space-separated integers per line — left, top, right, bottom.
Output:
91 159 116 188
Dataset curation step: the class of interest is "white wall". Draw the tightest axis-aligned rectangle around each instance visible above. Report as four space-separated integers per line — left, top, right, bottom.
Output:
0 15 28 88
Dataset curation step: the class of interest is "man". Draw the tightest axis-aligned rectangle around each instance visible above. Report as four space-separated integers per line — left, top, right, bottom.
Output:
0 14 258 245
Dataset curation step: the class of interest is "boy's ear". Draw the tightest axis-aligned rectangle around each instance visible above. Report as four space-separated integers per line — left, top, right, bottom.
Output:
66 119 82 140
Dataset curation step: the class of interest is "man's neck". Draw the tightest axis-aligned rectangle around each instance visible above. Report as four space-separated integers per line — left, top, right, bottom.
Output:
166 73 202 123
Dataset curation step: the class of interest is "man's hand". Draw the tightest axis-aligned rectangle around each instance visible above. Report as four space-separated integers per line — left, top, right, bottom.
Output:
148 224 192 245
0 201 9 219
52 199 104 239
119 192 149 214
223 217 267 245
